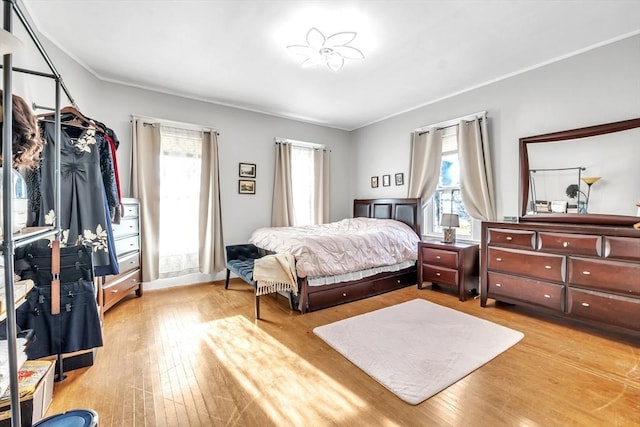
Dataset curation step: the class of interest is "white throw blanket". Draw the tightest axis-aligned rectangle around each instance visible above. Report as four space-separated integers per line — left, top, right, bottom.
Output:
252 252 298 296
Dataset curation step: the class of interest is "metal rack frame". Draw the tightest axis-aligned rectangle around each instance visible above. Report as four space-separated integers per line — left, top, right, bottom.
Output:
2 0 74 424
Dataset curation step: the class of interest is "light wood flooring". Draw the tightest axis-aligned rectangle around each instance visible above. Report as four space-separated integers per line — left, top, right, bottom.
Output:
46 280 640 426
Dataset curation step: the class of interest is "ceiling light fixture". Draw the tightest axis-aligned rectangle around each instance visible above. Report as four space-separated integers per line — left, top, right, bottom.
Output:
287 27 364 71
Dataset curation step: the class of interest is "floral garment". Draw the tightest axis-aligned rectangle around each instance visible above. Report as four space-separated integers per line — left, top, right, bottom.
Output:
37 121 118 276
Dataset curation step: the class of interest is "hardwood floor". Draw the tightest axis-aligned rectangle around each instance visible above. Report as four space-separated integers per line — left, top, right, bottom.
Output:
46 280 640 426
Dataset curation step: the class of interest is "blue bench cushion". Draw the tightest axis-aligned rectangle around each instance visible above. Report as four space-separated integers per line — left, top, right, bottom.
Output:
227 259 257 287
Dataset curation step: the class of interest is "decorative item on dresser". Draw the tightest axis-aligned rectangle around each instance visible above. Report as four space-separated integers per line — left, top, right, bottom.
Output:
480 221 640 333
99 198 142 314
418 239 479 301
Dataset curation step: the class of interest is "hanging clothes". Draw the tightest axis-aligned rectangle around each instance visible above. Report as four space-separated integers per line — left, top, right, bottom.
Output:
36 121 119 276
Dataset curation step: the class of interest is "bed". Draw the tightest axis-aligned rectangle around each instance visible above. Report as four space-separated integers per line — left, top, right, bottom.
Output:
249 198 422 313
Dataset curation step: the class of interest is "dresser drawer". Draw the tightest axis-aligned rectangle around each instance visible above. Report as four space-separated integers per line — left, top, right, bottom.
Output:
421 247 458 268
121 202 139 219
487 228 535 249
111 217 139 239
487 247 565 283
114 235 140 257
422 265 458 287
537 232 601 257
604 236 640 261
105 252 140 284
487 272 564 311
567 287 640 331
568 257 640 296
103 268 141 309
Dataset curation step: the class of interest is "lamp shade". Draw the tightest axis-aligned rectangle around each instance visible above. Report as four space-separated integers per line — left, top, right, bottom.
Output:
441 213 459 228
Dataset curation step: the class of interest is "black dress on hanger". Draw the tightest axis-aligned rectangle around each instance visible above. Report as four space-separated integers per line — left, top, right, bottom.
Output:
37 120 118 276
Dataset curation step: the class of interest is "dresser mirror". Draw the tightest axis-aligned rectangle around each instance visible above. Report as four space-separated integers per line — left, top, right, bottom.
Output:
519 117 640 226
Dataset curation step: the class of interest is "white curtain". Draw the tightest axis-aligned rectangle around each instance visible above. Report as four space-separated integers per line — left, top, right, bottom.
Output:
158 126 202 278
272 141 330 226
313 147 330 224
198 131 225 274
131 118 224 281
132 118 161 282
458 117 497 221
407 129 443 205
271 142 295 227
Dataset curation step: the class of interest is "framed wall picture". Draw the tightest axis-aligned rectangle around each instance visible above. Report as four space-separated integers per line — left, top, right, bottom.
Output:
238 179 255 194
382 174 391 187
371 176 379 188
239 162 256 178
395 172 404 186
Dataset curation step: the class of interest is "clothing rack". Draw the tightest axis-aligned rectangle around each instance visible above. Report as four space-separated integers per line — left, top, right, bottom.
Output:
2 0 76 424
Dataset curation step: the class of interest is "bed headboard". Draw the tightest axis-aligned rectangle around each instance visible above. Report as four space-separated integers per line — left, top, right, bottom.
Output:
353 198 422 236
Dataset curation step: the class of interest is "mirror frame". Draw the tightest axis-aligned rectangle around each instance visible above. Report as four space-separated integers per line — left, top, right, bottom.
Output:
519 117 640 226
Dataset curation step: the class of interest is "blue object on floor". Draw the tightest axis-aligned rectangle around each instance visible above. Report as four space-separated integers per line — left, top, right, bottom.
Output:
32 409 98 427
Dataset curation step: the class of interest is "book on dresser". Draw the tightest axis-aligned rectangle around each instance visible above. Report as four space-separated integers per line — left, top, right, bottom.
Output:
100 198 142 314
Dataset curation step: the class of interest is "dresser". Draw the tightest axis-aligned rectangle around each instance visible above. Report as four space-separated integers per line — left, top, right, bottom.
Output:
100 198 142 314
481 221 640 333
418 239 479 301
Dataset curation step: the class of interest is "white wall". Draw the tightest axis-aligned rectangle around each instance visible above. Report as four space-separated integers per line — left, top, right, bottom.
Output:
351 35 640 222
8 19 354 286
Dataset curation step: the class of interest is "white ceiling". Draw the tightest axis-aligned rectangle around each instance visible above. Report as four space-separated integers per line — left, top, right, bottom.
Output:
21 0 640 130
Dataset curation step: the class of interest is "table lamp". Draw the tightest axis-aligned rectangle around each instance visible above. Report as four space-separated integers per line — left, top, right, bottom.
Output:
441 213 459 243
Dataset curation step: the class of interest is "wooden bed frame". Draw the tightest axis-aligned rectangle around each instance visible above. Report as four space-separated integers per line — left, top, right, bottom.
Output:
295 197 422 313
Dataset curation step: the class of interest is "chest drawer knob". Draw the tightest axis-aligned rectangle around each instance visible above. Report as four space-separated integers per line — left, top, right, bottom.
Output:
563 241 569 248
581 302 590 307
495 283 502 287
582 271 591 275
543 294 551 299
505 236 513 241
544 265 552 269
495 257 502 262
436 255 441 259
342 293 347 297
435 272 441 277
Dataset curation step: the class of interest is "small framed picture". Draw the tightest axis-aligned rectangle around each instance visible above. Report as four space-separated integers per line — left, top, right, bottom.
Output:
371 176 379 188
239 163 256 178
382 174 391 187
395 172 404 186
238 179 255 194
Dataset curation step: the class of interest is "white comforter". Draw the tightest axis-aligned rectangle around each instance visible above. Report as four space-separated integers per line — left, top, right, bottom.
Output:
248 218 420 278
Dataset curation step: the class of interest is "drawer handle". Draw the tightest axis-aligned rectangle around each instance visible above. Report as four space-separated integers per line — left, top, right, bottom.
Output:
495 257 502 262
544 265 552 269
436 255 441 259
397 279 400 283
582 271 591 275
505 236 513 241
543 294 551 299
342 293 347 297
563 241 569 248
435 272 441 276
581 302 590 307
495 283 502 287
111 289 119 293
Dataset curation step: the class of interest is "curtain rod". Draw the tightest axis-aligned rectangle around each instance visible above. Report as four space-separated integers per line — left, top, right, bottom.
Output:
131 114 219 135
274 137 327 150
416 111 487 135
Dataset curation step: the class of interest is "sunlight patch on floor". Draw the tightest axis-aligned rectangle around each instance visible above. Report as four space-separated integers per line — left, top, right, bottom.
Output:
201 315 392 425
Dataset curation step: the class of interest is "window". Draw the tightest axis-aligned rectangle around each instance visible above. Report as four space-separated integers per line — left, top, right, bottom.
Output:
290 145 315 226
426 128 478 240
158 126 203 277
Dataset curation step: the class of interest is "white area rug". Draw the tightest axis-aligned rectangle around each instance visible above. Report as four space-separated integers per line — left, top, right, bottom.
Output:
313 299 524 405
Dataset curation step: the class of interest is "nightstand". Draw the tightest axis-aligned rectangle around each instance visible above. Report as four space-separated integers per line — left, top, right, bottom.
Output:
418 239 480 301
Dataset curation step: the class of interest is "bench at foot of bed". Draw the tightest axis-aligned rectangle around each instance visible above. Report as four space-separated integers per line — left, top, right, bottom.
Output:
224 244 296 319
